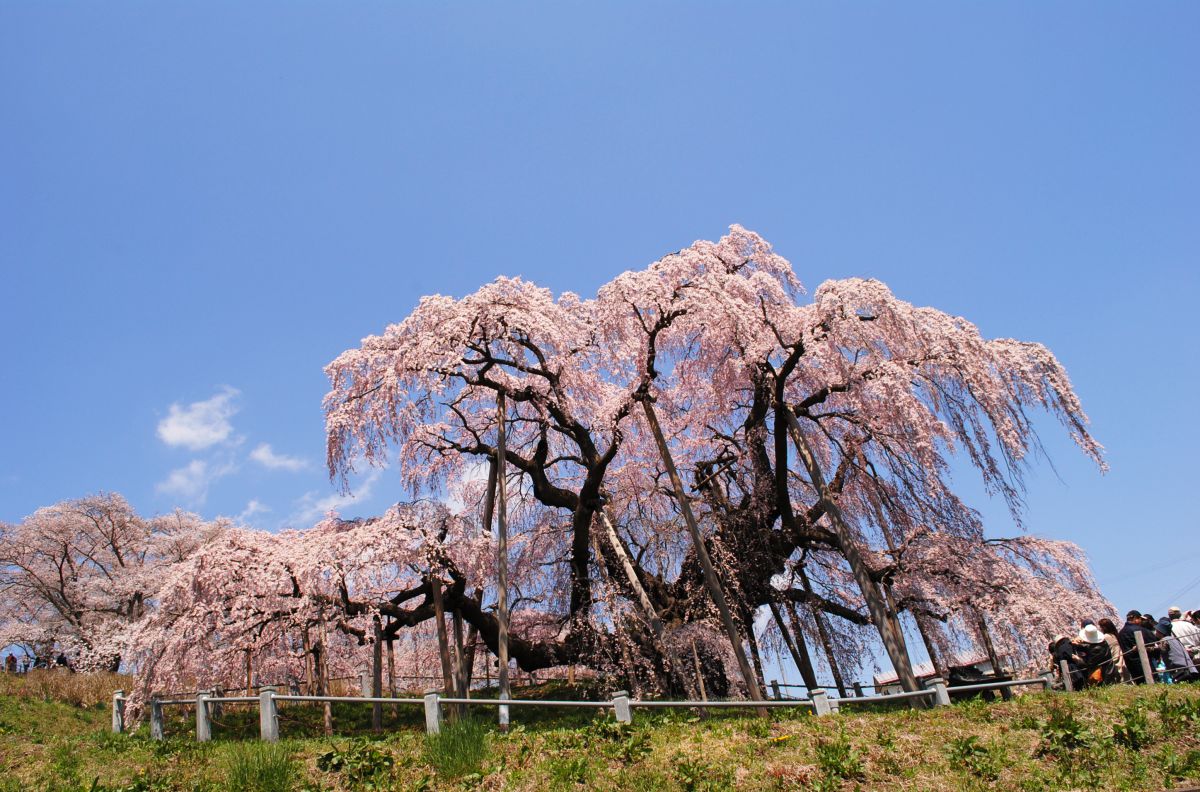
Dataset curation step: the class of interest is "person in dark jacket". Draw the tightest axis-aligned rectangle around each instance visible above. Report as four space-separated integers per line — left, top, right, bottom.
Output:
1076 624 1115 686
1050 635 1085 689
1118 610 1161 684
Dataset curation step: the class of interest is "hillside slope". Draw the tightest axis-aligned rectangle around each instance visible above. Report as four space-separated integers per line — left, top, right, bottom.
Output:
1 674 1199 791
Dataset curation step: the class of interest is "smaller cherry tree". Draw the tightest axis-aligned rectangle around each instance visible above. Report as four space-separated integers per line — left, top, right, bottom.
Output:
0 493 224 671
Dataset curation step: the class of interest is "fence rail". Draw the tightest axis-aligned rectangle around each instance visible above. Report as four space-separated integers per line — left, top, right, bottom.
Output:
111 673 1057 742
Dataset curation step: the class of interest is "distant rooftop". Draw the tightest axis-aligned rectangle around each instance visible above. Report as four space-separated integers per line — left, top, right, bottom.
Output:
872 653 991 686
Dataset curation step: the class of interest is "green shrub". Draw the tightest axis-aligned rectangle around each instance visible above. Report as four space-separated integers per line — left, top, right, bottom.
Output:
47 740 82 788
547 754 593 787
815 730 864 781
87 772 182 792
947 735 1005 781
1112 703 1152 750
588 718 651 763
1037 703 1093 756
1156 746 1200 787
745 718 771 739
316 739 394 789
673 755 734 791
1154 690 1200 733
423 717 489 778
224 742 298 792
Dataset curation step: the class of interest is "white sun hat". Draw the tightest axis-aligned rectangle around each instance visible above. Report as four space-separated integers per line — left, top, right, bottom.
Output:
1078 624 1105 644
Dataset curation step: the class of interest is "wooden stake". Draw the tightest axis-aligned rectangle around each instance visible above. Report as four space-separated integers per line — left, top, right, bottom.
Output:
770 599 818 691
690 639 709 711
431 578 456 719
452 608 467 715
372 615 383 731
796 569 848 698
592 532 643 697
597 509 688 694
317 616 333 735
782 407 920 693
640 398 767 712
386 630 396 698
495 392 511 728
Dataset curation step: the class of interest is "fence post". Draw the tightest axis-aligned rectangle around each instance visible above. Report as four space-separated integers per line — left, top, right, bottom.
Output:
360 669 372 697
853 682 864 698
196 692 211 742
423 689 442 735
1039 671 1055 691
928 679 951 707
111 690 125 734
770 680 782 701
812 688 832 716
150 697 164 740
259 690 279 742
1134 630 1155 685
1059 660 1074 692
612 690 632 724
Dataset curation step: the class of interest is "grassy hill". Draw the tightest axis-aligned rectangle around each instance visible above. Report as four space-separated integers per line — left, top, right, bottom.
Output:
2 672 1200 791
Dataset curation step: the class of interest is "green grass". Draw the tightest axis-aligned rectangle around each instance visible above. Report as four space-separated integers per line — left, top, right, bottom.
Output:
423 716 489 779
225 742 299 792
2 680 1200 790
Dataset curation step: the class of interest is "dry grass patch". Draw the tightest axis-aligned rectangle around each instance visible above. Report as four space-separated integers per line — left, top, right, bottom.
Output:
0 669 130 708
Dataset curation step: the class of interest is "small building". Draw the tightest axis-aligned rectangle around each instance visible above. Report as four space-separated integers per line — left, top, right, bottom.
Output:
871 653 995 696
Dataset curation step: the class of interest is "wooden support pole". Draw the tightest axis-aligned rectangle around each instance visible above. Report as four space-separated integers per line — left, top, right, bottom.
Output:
690 639 709 703
1134 630 1155 685
592 532 643 697
746 609 770 699
596 509 686 693
915 614 948 681
317 618 333 736
386 632 396 698
640 398 766 711
452 608 468 707
495 393 512 728
372 614 384 731
796 571 848 699
431 578 455 703
783 409 920 693
772 599 819 691
975 609 1003 675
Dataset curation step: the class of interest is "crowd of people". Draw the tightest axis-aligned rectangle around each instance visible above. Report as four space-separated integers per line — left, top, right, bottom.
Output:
1 652 72 674
1050 606 1200 689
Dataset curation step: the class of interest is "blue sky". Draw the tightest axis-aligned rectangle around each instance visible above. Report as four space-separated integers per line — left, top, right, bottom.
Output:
3 4 1198 633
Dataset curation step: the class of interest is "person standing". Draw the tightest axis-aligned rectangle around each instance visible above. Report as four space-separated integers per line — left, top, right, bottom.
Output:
1155 619 1198 682
3 654 15 674
1168 606 1200 657
1098 618 1129 682
1118 610 1160 684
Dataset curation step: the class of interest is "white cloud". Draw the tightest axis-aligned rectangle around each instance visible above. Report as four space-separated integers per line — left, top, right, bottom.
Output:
444 459 492 514
235 499 271 525
157 387 240 450
156 459 234 505
250 443 309 472
289 470 382 526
